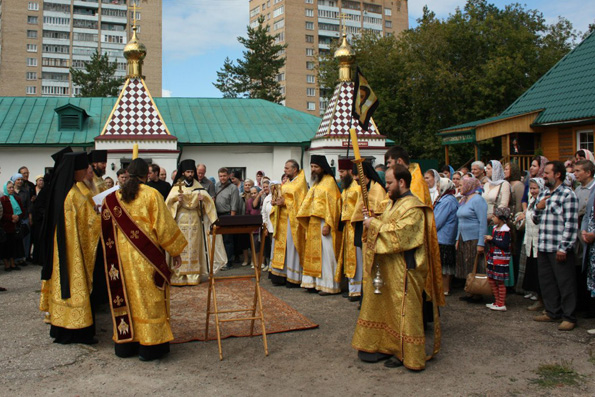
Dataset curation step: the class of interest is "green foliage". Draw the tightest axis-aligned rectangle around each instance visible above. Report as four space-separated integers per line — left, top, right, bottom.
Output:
70 50 125 97
214 16 287 103
531 362 584 388
317 0 578 167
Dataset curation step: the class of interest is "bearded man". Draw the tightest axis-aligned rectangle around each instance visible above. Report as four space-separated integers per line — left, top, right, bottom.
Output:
353 164 444 370
88 150 108 193
297 155 342 295
270 160 307 287
165 159 219 286
337 159 360 300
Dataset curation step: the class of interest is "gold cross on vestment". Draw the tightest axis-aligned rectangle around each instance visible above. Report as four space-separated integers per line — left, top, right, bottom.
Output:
113 295 124 306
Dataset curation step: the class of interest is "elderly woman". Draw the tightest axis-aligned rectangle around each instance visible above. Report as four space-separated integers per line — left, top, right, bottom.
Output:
434 178 459 295
424 169 441 205
471 161 487 184
521 155 548 211
456 176 488 302
483 160 510 223
1 181 24 272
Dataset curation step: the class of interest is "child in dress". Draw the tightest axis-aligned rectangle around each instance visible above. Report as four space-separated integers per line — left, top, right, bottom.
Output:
485 207 511 311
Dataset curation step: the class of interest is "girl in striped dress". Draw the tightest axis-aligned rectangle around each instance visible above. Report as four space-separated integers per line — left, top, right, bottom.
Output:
484 207 511 311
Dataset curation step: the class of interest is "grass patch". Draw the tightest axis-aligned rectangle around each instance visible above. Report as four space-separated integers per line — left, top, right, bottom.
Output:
531 362 583 388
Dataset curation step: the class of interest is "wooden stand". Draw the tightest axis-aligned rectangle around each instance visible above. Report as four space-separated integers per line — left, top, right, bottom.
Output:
205 224 268 360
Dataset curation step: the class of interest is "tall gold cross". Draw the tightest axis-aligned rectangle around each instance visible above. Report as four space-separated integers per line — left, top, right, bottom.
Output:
129 0 141 28
339 12 348 35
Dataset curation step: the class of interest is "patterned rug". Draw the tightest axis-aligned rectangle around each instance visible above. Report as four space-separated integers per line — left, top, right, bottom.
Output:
170 278 318 344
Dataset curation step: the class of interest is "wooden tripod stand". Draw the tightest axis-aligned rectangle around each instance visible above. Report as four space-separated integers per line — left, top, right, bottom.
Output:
205 223 268 360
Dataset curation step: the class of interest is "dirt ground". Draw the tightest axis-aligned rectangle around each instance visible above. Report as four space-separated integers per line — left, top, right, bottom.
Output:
1 264 595 396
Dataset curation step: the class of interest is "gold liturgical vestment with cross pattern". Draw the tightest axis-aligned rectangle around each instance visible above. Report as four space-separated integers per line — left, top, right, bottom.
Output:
338 180 360 278
271 170 307 276
165 180 218 286
39 185 101 330
110 185 187 345
352 194 444 371
297 174 342 280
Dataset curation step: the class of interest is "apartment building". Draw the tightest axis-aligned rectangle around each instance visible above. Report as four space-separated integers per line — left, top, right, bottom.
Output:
248 0 408 115
0 0 161 97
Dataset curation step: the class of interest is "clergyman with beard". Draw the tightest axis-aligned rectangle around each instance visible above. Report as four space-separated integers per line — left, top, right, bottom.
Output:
297 155 342 295
337 158 361 301
88 150 108 193
353 164 444 371
165 159 219 285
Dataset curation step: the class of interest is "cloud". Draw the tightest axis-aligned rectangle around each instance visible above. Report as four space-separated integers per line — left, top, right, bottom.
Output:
163 0 247 60
162 89 172 97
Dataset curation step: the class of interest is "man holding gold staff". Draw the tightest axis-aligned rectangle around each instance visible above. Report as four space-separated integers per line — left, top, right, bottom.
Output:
347 160 387 300
270 160 307 287
298 155 342 295
338 158 360 300
352 164 444 370
165 159 218 286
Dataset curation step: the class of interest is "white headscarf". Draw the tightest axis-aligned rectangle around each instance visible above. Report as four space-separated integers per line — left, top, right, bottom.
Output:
487 160 506 185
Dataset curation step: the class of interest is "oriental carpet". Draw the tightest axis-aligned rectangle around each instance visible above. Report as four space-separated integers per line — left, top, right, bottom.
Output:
170 278 318 343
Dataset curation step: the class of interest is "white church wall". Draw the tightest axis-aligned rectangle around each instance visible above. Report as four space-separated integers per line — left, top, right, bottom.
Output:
0 146 87 183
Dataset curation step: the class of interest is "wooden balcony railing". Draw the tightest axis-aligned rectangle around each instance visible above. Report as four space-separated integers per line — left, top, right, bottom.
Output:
501 155 534 172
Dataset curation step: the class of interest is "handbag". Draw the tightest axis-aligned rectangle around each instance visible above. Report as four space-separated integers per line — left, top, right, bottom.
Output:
16 222 30 239
464 253 492 296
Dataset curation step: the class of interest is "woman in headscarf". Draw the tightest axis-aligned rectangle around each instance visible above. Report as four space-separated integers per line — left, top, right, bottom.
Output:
424 169 441 205
483 160 511 223
434 178 458 295
519 178 547 310
456 176 488 302
575 149 595 165
452 171 464 201
505 162 525 286
521 155 549 211
0 181 24 271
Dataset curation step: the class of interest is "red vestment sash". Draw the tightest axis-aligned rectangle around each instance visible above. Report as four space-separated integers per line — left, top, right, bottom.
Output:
101 192 171 342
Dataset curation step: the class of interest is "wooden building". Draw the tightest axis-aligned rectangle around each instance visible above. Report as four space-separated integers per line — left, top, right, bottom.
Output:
439 32 595 170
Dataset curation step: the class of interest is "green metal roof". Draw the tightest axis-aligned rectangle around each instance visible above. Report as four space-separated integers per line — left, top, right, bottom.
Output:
501 31 595 124
0 97 321 146
438 113 523 133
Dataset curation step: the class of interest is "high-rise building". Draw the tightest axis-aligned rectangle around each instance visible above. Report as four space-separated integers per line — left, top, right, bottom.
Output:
0 0 162 97
248 0 408 115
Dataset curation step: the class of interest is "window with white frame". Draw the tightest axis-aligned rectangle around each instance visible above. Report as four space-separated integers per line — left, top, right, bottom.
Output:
306 102 316 111
306 88 315 96
28 16 38 24
306 61 315 70
276 73 285 82
26 72 37 80
385 8 392 16
306 48 314 56
250 6 260 17
273 5 284 18
305 34 314 43
26 86 37 95
28 2 39 11
305 9 314 17
385 20 392 28
27 44 38 52
577 129 594 153
273 18 284 30
305 21 314 30
307 74 315 83
274 32 284 43
305 0 313 3
27 58 38 67
27 30 38 39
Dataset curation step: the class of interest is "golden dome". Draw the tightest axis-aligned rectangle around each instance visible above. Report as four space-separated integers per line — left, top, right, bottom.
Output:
334 33 355 82
123 26 146 78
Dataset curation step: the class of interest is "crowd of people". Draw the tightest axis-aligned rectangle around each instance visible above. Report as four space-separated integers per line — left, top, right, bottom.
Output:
4 144 595 369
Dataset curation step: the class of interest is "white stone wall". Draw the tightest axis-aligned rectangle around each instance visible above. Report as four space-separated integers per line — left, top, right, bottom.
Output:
0 147 88 184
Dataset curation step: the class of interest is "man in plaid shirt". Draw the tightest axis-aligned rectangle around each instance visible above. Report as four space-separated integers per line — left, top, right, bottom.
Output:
533 161 578 331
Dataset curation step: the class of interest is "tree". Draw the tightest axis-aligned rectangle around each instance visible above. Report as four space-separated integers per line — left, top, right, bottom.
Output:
317 0 578 166
70 50 125 97
213 16 287 103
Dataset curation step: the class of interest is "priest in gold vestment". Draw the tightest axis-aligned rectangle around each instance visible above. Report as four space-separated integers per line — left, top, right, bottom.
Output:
353 164 444 370
103 159 187 361
298 155 342 294
270 160 307 287
338 159 360 299
166 159 219 286
385 146 431 206
345 161 388 299
88 150 108 193
40 152 101 344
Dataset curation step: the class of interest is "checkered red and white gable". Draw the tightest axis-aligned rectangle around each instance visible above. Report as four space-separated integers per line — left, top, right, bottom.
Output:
316 82 379 138
101 77 170 136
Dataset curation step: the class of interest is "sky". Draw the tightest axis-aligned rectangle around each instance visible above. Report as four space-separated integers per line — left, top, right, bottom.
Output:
161 0 595 98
